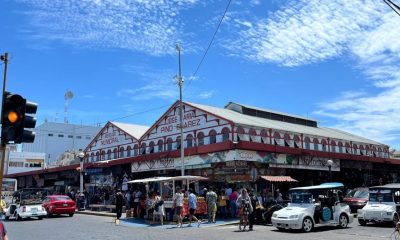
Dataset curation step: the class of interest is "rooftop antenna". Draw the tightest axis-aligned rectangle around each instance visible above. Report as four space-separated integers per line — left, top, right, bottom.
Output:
64 90 74 124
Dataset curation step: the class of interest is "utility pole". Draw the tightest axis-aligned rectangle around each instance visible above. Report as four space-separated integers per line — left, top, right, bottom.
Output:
0 53 9 213
176 44 185 176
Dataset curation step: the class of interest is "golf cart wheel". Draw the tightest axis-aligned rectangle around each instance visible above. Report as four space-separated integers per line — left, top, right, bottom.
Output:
302 217 313 232
338 214 349 228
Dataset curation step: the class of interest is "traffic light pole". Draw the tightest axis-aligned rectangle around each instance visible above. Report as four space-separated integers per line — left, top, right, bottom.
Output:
0 53 9 214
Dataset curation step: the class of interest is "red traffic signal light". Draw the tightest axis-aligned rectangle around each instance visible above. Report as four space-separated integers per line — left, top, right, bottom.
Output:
1 92 38 144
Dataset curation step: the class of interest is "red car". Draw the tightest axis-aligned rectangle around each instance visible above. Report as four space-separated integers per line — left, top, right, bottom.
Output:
42 195 76 217
343 188 369 213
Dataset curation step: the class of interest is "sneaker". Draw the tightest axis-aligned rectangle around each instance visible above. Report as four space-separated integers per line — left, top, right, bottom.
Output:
197 220 201 228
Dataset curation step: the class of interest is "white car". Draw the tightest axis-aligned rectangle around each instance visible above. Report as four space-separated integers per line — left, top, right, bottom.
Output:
4 192 47 221
271 183 353 232
358 184 400 226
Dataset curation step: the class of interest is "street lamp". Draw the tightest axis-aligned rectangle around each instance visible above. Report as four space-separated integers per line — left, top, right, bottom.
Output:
78 151 85 193
327 159 334 182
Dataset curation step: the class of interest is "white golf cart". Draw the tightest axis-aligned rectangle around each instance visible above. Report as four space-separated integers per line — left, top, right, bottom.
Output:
271 182 353 232
358 183 400 226
4 189 47 221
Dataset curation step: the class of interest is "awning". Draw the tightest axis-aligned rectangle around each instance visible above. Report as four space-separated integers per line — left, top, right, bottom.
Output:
260 176 298 182
128 175 208 184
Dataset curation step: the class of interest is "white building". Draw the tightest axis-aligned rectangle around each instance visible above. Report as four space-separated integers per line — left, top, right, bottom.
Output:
22 122 101 166
6 151 46 175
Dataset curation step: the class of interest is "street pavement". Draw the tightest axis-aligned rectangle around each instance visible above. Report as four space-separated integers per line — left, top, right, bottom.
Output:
3 214 399 240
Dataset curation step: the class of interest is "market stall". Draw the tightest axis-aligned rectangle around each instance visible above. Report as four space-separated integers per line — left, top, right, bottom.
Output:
128 175 208 220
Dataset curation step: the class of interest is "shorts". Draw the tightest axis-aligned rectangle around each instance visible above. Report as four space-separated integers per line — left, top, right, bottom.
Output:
175 206 183 215
189 208 196 215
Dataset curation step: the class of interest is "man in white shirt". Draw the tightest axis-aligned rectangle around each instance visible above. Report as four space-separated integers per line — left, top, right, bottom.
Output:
173 187 184 228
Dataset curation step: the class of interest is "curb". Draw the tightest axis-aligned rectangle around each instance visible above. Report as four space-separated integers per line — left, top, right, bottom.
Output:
75 211 120 218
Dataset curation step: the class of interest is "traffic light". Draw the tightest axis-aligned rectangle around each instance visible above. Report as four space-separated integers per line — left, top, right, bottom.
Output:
1 92 38 144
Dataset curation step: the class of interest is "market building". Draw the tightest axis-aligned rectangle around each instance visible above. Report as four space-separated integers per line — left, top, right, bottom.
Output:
6 101 399 191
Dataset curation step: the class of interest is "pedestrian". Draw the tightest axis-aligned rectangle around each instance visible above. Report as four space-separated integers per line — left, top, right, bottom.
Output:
236 188 253 231
115 189 124 220
0 220 8 240
229 188 239 217
124 190 132 210
152 192 165 225
248 189 258 231
206 187 218 223
188 189 201 227
218 190 227 218
133 189 142 218
173 186 184 228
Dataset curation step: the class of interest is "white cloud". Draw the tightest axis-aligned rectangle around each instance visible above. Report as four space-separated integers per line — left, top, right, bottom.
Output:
15 0 199 56
224 0 400 147
198 90 215 99
117 65 178 101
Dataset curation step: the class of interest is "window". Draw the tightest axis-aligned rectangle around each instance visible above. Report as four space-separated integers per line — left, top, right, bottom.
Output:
260 129 268 144
167 138 173 151
321 140 327 152
134 144 139 156
209 130 217 144
119 147 124 158
331 141 336 153
58 134 64 138
313 139 319 151
9 162 23 167
304 137 311 150
141 143 146 155
86 136 91 140
96 152 100 161
176 137 181 149
107 150 112 160
197 132 204 146
91 153 95 162
127 146 132 157
113 148 118 159
186 135 193 148
294 135 301 148
338 142 343 153
158 140 164 152
101 151 105 160
249 129 257 142
76 136 82 139
68 135 73 138
221 128 230 142
149 141 155 153
48 133 54 137
284 133 291 147
236 126 245 141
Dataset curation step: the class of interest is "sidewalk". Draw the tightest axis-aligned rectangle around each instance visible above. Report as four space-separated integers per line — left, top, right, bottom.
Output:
120 218 239 229
75 210 124 218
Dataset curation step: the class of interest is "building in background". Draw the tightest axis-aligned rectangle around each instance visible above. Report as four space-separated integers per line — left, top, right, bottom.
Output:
6 151 46 175
22 122 101 166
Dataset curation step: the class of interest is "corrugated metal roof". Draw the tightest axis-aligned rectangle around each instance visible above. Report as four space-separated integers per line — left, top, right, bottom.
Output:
111 122 149 140
187 102 385 146
226 102 317 122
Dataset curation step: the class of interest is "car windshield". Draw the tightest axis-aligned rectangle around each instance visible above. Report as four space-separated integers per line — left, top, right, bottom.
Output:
346 189 368 199
369 189 393 202
291 192 313 204
54 196 72 201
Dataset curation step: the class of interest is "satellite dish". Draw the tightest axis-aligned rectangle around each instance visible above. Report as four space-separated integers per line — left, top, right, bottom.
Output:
65 90 74 100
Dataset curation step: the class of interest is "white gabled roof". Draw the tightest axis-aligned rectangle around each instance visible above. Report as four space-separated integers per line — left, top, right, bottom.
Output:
187 102 386 146
111 122 149 140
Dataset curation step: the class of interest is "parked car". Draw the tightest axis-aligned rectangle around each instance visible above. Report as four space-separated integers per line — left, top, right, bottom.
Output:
344 188 369 213
4 190 47 220
358 183 400 226
271 182 353 232
42 195 76 217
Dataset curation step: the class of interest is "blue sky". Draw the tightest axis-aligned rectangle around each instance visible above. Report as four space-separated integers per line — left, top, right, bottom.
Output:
1 0 399 149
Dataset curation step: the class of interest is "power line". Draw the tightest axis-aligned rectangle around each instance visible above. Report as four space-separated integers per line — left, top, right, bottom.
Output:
30 104 171 136
184 0 232 90
384 0 400 17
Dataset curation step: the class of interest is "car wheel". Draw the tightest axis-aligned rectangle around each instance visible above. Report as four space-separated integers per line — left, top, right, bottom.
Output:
4 216 9 220
38 216 43 220
69 213 74 217
358 219 367 226
302 217 314 232
276 227 284 231
16 214 21 221
393 214 399 227
338 214 349 228
46 210 52 218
